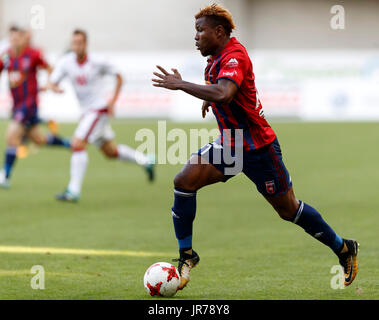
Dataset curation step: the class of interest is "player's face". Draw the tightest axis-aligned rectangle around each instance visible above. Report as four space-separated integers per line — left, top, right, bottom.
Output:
195 17 220 57
20 30 32 48
72 34 87 57
9 30 22 50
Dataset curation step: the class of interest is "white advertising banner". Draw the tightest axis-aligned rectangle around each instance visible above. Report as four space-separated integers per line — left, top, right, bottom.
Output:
1 50 379 122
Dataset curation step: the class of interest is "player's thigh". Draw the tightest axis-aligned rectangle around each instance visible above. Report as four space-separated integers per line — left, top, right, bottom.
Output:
243 138 298 218
6 121 26 146
174 154 226 191
243 139 291 196
27 125 47 146
100 140 118 158
75 111 114 150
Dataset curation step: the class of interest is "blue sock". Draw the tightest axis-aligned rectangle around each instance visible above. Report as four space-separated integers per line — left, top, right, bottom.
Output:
171 188 197 251
46 135 71 148
292 201 344 255
3 147 17 179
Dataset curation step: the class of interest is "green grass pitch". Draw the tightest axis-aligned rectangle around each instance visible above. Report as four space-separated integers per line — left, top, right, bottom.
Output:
0 120 378 300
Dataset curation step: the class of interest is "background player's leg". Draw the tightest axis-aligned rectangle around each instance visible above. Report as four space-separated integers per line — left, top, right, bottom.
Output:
67 138 88 195
0 121 25 186
100 140 150 165
56 138 88 201
172 154 226 252
265 187 344 255
27 125 70 148
100 140 155 181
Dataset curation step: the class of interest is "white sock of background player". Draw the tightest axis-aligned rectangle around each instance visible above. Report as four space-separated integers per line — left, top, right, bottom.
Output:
117 144 150 166
67 150 89 194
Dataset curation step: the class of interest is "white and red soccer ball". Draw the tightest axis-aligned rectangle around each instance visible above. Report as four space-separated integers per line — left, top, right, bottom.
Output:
143 262 180 297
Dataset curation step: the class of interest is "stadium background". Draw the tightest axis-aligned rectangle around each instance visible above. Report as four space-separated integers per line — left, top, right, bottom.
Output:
0 0 378 300
1 0 379 122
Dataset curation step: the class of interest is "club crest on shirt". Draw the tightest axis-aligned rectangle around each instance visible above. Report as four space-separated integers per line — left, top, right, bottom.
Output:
226 58 239 68
265 180 275 195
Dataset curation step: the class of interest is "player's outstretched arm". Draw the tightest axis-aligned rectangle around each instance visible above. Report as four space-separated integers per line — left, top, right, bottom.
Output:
44 81 64 94
107 73 123 117
152 65 237 104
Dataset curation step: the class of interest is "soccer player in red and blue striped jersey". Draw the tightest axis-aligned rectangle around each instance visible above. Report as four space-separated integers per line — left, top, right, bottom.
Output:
0 27 70 188
153 4 359 290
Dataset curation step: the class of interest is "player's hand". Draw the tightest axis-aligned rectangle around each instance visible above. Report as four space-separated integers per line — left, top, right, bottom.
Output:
152 66 182 90
202 101 211 118
45 82 64 94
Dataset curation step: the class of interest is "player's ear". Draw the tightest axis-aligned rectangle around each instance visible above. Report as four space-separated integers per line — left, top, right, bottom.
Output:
215 25 225 38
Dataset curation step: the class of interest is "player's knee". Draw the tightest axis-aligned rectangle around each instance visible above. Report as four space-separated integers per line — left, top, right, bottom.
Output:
71 140 86 152
100 143 118 159
6 135 21 147
103 149 118 159
174 172 197 191
276 207 296 221
274 201 299 221
32 136 46 146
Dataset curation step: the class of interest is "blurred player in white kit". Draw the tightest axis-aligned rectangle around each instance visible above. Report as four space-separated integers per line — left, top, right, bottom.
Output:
47 29 155 202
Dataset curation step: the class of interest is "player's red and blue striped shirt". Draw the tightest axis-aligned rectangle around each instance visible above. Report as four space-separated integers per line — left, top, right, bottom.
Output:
0 46 48 110
205 37 276 150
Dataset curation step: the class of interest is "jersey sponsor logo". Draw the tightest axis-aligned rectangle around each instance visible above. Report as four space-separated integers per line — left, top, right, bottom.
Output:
76 75 87 86
8 71 25 88
265 180 275 195
221 70 237 77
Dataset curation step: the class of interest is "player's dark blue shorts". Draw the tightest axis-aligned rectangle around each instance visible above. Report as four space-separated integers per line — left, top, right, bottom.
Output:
12 105 40 128
197 137 292 197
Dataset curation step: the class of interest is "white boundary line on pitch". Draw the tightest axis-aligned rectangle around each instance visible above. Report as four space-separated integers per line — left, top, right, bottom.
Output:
0 245 171 257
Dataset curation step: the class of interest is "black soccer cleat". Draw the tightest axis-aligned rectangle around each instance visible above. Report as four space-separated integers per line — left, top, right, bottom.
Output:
173 250 200 290
144 155 156 183
338 239 359 286
55 190 80 203
145 163 155 182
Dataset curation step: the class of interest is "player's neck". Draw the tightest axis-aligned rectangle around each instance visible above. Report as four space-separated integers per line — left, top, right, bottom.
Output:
77 52 88 64
11 46 24 57
212 37 231 57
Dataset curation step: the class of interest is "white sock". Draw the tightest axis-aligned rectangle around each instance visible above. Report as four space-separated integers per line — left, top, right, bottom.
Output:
117 144 149 166
67 150 89 194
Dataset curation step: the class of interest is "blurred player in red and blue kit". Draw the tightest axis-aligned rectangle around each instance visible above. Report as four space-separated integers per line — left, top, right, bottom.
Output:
153 4 359 290
0 26 70 188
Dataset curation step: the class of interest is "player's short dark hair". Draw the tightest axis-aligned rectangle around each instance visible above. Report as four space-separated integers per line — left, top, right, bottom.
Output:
195 3 236 36
73 29 88 42
8 24 20 33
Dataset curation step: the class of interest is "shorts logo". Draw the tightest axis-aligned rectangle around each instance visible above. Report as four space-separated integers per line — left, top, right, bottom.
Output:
14 111 25 123
265 180 275 195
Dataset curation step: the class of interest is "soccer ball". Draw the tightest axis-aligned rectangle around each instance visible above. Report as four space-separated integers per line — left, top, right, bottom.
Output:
144 262 180 297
